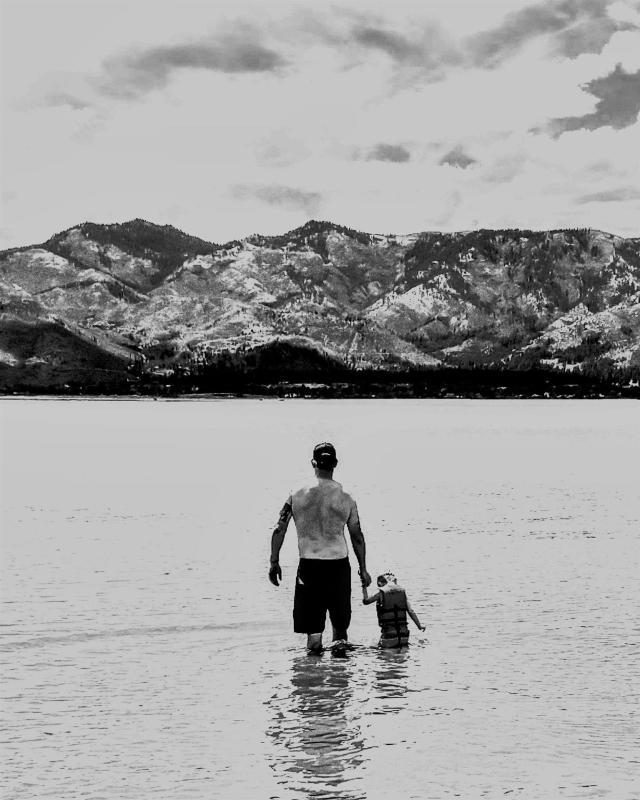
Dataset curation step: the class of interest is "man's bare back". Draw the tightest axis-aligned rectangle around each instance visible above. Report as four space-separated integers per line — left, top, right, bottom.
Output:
290 478 358 559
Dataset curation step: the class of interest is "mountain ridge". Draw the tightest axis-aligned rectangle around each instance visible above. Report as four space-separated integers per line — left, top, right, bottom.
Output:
1 219 639 395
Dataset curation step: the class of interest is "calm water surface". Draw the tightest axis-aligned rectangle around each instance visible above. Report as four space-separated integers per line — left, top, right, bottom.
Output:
1 399 639 800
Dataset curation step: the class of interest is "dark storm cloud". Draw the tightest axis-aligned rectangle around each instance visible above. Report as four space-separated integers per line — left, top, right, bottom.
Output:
366 143 411 163
96 28 285 99
548 65 640 137
439 146 477 169
231 184 321 215
576 186 640 204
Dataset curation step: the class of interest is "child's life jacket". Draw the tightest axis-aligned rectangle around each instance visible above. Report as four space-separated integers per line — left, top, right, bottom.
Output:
376 584 410 639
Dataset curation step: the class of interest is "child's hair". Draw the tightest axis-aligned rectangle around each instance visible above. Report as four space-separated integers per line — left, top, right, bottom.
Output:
377 571 397 586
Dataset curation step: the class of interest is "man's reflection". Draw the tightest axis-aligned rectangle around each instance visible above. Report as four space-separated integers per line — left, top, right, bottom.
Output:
266 655 366 799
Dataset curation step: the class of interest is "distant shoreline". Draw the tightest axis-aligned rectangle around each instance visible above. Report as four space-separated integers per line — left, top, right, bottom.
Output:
3 363 639 400
2 397 638 403
2 386 639 401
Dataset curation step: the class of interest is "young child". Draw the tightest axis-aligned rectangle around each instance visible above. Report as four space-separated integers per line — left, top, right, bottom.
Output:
362 571 425 648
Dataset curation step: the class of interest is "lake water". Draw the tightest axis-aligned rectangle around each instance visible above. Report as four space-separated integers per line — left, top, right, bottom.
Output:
1 399 639 800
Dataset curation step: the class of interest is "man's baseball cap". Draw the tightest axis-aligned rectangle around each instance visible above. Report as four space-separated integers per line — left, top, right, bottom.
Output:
313 442 337 468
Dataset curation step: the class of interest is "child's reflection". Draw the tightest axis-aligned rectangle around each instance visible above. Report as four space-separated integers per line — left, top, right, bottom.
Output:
373 647 412 702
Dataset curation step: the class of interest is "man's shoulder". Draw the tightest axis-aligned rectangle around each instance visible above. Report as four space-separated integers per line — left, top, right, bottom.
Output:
339 485 356 504
290 484 316 502
291 481 354 502
291 483 313 496
292 479 345 493
329 481 356 504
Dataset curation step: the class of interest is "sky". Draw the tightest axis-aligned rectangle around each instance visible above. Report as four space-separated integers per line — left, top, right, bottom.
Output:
1 0 640 248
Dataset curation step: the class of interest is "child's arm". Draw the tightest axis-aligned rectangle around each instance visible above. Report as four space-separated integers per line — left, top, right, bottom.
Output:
362 586 380 605
406 598 426 631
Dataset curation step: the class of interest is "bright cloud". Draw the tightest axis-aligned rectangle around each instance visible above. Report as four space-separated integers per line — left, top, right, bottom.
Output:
2 0 640 248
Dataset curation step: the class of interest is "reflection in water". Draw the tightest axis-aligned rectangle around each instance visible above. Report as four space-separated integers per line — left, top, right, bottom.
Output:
266 654 367 799
373 647 411 704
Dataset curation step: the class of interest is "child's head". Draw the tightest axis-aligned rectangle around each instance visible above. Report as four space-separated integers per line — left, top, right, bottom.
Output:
377 571 397 587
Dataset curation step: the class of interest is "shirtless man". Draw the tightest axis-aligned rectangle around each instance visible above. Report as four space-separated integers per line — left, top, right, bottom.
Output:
269 442 372 654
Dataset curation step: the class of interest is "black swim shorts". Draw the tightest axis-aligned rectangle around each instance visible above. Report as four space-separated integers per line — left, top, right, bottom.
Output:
293 557 351 634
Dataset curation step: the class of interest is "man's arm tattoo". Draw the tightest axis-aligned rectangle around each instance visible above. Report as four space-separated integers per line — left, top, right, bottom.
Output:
271 501 292 566
275 501 292 532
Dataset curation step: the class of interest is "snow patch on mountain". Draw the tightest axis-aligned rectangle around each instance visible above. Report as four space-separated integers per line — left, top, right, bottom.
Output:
0 248 81 294
24 249 71 272
0 348 20 365
367 281 475 324
441 338 495 357
0 278 35 303
53 229 159 291
170 255 217 279
516 296 640 368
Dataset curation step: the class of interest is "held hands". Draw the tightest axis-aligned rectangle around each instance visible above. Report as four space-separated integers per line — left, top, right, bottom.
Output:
268 562 282 587
358 568 372 588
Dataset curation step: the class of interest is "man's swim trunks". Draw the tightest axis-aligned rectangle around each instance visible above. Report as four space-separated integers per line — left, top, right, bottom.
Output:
293 557 351 634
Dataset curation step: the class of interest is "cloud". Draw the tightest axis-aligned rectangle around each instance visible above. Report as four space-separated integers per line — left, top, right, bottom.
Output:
548 64 640 135
467 0 614 66
31 2 634 113
352 26 422 62
365 143 411 162
318 0 625 88
333 0 621 77
554 16 626 58
230 184 321 214
349 24 453 70
40 92 91 111
330 15 460 78
586 159 616 173
96 28 285 99
439 146 477 168
608 1 640 26
255 132 311 167
576 186 640 203
482 152 525 183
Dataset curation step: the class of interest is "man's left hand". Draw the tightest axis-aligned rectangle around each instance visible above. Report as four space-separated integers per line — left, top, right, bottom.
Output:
359 568 372 588
269 562 282 586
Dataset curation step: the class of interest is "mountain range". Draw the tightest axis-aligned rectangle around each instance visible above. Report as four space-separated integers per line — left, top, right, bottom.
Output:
1 218 639 396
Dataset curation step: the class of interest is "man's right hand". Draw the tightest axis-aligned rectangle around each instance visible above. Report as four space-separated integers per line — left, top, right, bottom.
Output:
268 562 282 586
